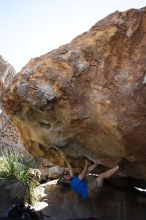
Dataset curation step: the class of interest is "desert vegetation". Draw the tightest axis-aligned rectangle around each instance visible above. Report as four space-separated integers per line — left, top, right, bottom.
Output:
0 150 38 204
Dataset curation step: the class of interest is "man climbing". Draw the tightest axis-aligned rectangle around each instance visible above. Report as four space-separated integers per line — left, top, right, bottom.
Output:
58 158 128 200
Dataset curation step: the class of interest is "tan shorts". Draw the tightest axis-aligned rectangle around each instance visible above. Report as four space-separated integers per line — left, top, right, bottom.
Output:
88 178 103 198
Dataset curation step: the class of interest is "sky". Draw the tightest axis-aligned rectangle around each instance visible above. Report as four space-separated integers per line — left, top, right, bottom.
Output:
0 0 146 72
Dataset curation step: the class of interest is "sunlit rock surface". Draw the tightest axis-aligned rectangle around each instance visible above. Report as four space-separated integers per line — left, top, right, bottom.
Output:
2 8 146 180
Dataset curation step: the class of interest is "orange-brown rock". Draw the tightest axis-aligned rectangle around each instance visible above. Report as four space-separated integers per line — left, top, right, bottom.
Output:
2 8 146 180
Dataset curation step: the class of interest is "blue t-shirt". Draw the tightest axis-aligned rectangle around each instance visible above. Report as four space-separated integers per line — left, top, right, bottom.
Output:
70 176 88 199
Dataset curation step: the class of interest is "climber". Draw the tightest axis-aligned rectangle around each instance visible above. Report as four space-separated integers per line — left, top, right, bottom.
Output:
58 157 128 199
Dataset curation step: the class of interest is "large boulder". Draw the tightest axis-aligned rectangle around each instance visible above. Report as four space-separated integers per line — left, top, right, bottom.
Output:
2 8 146 180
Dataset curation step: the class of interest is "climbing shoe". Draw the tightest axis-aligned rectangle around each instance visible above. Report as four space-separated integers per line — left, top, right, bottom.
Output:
118 157 129 171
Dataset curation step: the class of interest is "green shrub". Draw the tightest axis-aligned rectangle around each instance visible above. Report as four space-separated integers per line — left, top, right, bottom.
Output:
0 150 38 204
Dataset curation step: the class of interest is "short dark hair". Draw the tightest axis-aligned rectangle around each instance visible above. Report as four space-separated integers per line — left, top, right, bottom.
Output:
57 176 70 186
64 172 70 176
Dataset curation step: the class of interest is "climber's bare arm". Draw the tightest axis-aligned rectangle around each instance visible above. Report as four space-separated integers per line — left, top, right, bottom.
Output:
79 159 88 181
87 163 98 172
66 160 74 177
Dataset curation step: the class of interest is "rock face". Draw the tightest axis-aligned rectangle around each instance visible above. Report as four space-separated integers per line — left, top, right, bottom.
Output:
39 180 146 220
2 8 146 180
0 55 16 92
0 56 24 152
0 111 24 152
1 180 146 220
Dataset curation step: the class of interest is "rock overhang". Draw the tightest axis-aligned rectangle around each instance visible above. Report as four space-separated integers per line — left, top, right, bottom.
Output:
2 7 146 180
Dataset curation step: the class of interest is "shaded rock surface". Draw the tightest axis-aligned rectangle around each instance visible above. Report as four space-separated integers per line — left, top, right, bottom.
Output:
0 56 25 152
0 189 15 217
0 56 16 95
2 8 146 180
0 111 24 152
38 180 146 220
0 179 146 220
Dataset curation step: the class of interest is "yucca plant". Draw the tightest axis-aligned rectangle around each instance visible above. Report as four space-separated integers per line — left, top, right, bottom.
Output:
0 149 38 204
